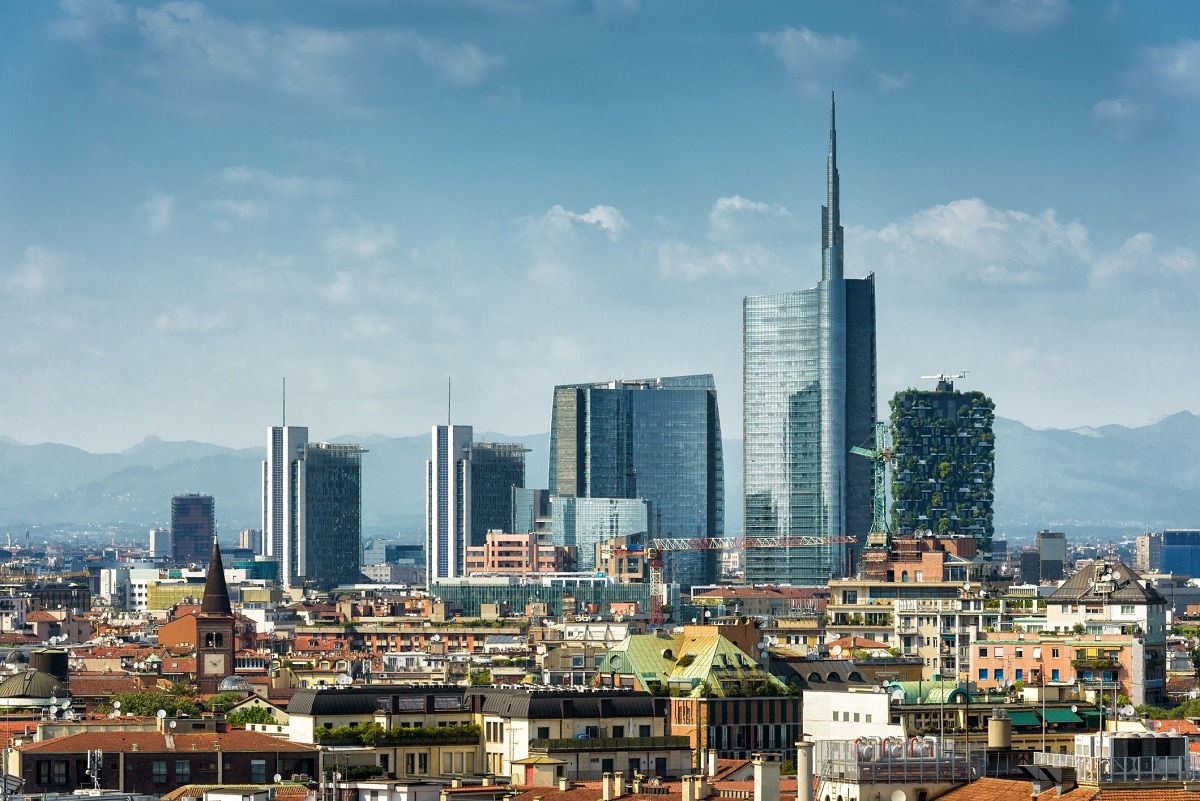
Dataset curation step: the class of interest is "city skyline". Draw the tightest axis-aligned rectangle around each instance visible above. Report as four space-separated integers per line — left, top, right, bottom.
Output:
3 2 1199 453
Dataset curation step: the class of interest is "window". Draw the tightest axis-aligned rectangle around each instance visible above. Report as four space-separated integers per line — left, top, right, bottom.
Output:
250 760 266 783
1121 605 1134 615
993 669 1004 680
978 669 987 680
853 713 860 722
37 762 49 785
612 726 625 738
832 710 839 720
52 761 67 785
537 726 550 739
1052 669 1060 682
994 647 1004 657
1015 648 1023 658
1015 668 1024 680
865 714 872 723
978 647 988 657
175 761 190 784
152 761 168 784
1052 648 1060 658
639 725 651 737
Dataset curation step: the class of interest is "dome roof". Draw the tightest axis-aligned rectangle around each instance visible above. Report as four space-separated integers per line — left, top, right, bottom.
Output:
0 669 66 701
5 651 28 664
218 675 253 692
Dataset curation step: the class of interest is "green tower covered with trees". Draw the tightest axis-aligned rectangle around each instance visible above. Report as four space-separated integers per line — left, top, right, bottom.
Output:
889 379 995 549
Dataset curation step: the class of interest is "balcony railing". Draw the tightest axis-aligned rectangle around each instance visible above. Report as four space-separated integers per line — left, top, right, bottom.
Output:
1072 657 1118 669
530 736 691 753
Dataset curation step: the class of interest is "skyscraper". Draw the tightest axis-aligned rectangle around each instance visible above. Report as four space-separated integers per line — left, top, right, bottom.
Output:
468 442 527 546
297 442 365 590
263 425 308 584
890 380 995 547
743 94 877 585
548 375 724 589
263 426 364 589
427 424 473 586
171 494 214 564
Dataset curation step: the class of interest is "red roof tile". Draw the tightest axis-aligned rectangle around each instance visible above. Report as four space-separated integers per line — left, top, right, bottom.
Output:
20 729 318 754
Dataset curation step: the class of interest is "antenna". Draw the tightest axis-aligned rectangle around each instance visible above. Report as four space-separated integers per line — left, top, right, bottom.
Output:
447 377 451 426
282 377 287 427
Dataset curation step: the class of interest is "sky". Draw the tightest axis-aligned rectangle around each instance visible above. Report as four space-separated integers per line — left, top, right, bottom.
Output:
1 0 1198 454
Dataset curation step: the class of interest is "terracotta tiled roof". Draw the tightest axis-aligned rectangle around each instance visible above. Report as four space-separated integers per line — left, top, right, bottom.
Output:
67 675 140 696
825 635 891 650
161 784 312 801
25 611 60 623
20 729 319 754
1147 719 1200 735
936 778 1098 801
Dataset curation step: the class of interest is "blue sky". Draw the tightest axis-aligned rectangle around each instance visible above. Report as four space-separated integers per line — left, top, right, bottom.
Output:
2 0 1198 452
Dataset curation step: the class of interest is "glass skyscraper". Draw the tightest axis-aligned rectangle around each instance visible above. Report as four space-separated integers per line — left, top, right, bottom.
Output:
468 442 527 546
550 496 653 574
297 442 365 591
743 94 876 585
548 374 724 589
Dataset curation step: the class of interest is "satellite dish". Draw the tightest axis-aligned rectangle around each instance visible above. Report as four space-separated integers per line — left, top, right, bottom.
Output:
157 709 167 719
832 645 843 657
1067 677 1076 686
1122 704 1136 718
112 700 121 710
891 791 907 801
274 774 282 784
169 720 177 729
335 673 352 686
430 634 442 643
49 696 57 706
1071 705 1078 713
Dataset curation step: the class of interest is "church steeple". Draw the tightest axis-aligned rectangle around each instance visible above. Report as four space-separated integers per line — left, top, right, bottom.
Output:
821 91 844 282
199 536 233 617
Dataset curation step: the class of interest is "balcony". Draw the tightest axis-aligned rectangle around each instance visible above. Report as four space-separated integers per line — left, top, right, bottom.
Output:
1071 657 1118 670
530 736 692 753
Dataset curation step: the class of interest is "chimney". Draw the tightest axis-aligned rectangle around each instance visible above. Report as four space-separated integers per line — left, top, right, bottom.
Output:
752 754 779 801
796 739 815 801
482 777 493 787
681 775 694 801
451 778 462 788
695 772 708 801
632 776 642 794
614 771 625 798
602 772 612 801
559 777 569 792
707 750 717 778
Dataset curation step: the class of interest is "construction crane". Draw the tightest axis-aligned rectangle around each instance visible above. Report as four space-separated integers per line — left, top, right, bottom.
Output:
631 535 856 626
920 371 968 392
850 421 893 549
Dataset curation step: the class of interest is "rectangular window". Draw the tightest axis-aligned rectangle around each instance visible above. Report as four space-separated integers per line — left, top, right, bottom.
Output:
1015 648 1023 658
1015 668 1024 680
1052 669 1060 682
978 668 987 680
994 669 1004 680
1052 648 1060 658
1121 605 1134 615
978 647 988 657
537 726 550 739
853 713 860 722
638 724 651 737
865 714 872 723
612 726 625 738
52 762 67 785
994 647 1004 657
175 761 190 784
250 760 266 783
152 761 168 784
37 762 49 786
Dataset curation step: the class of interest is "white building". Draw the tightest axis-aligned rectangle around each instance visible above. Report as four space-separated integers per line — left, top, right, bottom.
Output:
801 686 903 743
264 425 309 588
426 424 472 587
148 529 170 560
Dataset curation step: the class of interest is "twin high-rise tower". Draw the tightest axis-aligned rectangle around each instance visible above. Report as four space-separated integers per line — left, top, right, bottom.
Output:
743 94 877 585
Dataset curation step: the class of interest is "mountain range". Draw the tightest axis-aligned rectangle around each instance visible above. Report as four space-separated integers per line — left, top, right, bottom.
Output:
2 413 1198 544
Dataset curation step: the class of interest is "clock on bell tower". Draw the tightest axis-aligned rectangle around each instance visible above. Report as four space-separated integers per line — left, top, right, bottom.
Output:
196 536 236 694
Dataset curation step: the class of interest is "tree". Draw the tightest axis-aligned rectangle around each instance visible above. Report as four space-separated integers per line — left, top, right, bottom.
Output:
105 691 199 718
226 706 277 726
1189 647 1200 681
469 669 491 686
204 693 243 712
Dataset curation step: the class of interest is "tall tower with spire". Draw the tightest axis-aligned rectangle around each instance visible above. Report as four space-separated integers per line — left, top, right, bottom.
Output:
196 536 236 693
742 93 877 585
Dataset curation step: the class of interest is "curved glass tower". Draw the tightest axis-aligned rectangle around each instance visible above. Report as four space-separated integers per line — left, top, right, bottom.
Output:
742 94 877 585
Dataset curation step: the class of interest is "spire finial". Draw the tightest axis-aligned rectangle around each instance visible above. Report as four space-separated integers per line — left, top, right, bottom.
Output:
821 90 843 281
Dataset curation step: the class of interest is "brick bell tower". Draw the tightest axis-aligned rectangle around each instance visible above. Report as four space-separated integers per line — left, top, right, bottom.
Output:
196 536 236 694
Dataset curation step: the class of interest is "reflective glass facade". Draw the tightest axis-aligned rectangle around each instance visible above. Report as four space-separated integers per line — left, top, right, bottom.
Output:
550 496 653 574
548 375 724 588
297 442 364 591
742 95 876 586
468 442 526 546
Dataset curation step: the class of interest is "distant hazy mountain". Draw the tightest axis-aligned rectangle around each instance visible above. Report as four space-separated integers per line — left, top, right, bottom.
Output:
1 414 1197 543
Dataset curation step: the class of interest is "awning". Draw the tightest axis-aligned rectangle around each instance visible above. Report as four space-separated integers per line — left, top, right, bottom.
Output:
1006 710 1042 727
1042 708 1083 724
1080 710 1104 726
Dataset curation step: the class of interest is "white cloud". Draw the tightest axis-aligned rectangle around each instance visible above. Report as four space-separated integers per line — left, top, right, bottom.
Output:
656 240 779 282
955 0 1073 36
758 26 860 94
539 204 629 240
5 246 65 297
1091 232 1198 286
707 195 791 241
139 193 174 234
325 223 397 262
518 203 629 283
326 271 354 303
50 0 133 43
209 198 269 222
876 71 912 91
865 197 1090 286
1091 96 1138 121
219 166 341 197
1132 39 1200 97
155 305 225 332
346 314 392 339
411 36 505 85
